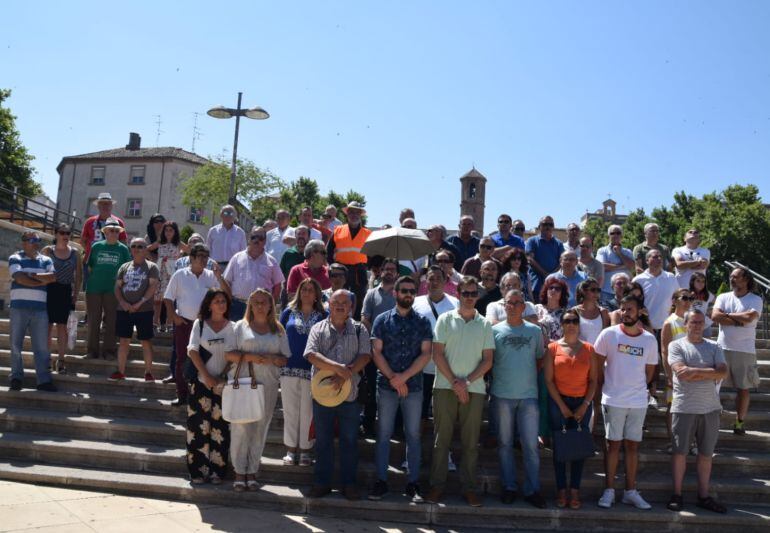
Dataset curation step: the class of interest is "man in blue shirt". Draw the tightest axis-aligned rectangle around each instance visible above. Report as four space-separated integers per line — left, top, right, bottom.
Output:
447 215 480 271
525 216 564 298
369 276 433 503
8 231 57 391
492 288 546 508
491 213 526 256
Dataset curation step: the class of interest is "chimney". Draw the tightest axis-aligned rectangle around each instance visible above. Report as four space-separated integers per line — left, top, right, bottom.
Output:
126 132 141 151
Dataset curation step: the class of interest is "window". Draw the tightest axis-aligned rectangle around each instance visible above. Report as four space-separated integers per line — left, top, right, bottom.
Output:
126 198 142 218
90 166 106 185
469 182 476 199
189 205 203 223
129 165 145 185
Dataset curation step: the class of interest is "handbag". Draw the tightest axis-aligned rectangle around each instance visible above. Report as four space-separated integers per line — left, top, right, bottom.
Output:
552 414 595 463
221 355 265 423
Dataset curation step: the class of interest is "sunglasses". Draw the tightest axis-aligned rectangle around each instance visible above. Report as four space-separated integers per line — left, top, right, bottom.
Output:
330 272 346 278
130 244 146 249
436 259 452 264
504 300 524 307
479 244 494 250
498 220 511 225
398 288 417 295
586 287 601 293
610 231 622 236
541 223 554 228
562 318 580 325
514 226 525 231
22 237 41 243
547 286 563 291
678 296 694 301
221 211 235 217
250 235 266 241
57 231 72 236
460 291 479 298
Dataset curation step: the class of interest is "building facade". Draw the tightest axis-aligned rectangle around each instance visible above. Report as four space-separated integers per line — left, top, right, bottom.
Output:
55 133 252 237
579 198 628 228
459 167 487 235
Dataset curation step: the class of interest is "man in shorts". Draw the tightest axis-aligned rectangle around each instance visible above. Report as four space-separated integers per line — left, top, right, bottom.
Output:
666 309 728 513
594 295 658 510
111 237 159 382
711 267 763 434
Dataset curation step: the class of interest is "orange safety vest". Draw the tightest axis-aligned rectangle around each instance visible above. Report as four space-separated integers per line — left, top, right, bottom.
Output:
333 224 371 265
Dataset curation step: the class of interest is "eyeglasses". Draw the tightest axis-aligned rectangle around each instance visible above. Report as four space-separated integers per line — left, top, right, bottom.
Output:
479 244 494 250
547 286 563 291
562 318 580 325
250 235 266 241
398 288 417 295
460 291 479 298
130 244 146 249
504 300 524 307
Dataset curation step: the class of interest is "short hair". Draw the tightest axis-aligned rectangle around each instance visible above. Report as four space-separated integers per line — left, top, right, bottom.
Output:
500 271 521 287
220 204 237 215
399 208 415 222
381 257 399 271
187 232 204 245
426 264 446 280
644 223 659 233
428 224 446 239
480 260 498 273
457 275 478 291
435 249 455 263
620 294 643 309
303 239 326 259
189 243 210 257
607 224 623 235
646 248 662 260
503 289 524 301
294 225 310 238
683 308 706 324
395 275 416 292
130 237 147 246
498 213 512 223
611 272 631 286
560 251 578 261
325 204 337 213
329 262 348 274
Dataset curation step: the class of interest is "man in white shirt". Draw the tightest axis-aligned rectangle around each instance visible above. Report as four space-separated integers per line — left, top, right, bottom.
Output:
633 249 680 407
283 206 323 244
672 228 710 289
324 204 343 231
265 209 295 264
594 295 659 510
223 226 284 320
711 267 763 435
163 244 227 405
205 205 247 268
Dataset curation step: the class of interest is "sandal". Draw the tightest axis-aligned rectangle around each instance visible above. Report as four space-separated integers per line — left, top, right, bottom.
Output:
233 480 246 492
247 479 259 491
569 492 582 510
556 490 568 508
696 496 726 514
667 494 684 512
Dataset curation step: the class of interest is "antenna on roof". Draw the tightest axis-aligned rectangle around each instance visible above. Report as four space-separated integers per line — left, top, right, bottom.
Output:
154 115 164 147
191 112 203 152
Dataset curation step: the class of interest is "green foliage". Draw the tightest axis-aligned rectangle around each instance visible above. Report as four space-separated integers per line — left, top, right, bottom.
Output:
180 224 194 244
0 89 41 196
178 155 284 225
620 208 653 249
325 189 367 224
582 217 610 248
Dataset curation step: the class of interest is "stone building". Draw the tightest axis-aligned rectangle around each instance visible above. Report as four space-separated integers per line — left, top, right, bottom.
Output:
459 167 487 235
579 198 628 228
55 133 253 237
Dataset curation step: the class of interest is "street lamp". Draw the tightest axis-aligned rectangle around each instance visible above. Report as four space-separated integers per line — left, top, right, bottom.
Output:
207 92 269 205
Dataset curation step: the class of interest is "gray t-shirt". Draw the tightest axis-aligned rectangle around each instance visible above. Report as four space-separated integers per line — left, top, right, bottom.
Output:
668 337 725 414
117 260 159 312
578 257 604 285
362 286 396 324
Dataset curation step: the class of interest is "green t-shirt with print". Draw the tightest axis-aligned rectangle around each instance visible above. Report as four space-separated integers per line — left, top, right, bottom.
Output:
87 241 131 293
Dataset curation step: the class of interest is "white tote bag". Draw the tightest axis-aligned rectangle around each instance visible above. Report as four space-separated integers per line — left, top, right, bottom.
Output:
222 356 265 424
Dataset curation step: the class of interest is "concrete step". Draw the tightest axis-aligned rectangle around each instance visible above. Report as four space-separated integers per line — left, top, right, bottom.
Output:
0 319 174 346
0 461 767 532
0 333 173 361
0 350 170 379
0 366 176 399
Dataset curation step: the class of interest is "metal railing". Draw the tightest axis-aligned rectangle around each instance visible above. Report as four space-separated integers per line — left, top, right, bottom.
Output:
0 185 81 238
724 260 770 337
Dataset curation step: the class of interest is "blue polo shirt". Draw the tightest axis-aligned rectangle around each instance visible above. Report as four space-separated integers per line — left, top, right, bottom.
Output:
546 269 588 307
525 235 564 296
8 251 54 311
371 307 433 392
491 233 526 251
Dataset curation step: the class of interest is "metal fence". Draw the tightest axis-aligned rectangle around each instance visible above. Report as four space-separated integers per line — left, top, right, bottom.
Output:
0 185 81 238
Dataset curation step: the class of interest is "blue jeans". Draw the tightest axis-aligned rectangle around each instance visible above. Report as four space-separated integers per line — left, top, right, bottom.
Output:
376 387 422 483
10 307 52 384
495 396 540 494
312 399 360 487
549 395 592 490
229 299 247 321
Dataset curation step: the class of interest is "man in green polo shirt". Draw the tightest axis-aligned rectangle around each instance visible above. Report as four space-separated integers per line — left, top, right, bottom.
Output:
426 276 495 507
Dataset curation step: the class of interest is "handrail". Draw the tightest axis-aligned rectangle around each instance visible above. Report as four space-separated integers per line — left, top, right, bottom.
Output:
724 260 770 293
0 185 81 238
724 260 769 336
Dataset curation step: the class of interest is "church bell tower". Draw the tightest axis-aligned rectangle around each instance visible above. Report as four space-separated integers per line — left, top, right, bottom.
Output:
459 167 487 235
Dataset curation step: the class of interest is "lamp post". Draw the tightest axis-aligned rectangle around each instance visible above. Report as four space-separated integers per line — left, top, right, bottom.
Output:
207 92 269 205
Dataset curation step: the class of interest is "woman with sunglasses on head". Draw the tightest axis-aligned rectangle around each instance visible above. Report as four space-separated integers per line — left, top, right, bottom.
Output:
186 288 234 486
660 288 694 441
689 272 714 337
279 278 328 467
543 308 598 509
573 278 610 346
144 213 166 263
154 221 189 331
42 223 83 373
224 289 290 491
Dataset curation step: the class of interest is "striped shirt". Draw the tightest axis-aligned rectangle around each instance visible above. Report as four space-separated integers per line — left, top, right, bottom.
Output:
8 251 55 310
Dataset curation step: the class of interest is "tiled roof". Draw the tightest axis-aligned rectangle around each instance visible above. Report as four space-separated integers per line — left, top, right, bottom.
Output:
58 147 209 171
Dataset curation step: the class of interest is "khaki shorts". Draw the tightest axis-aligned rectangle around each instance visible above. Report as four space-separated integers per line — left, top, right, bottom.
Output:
602 404 647 442
671 410 720 456
723 350 760 390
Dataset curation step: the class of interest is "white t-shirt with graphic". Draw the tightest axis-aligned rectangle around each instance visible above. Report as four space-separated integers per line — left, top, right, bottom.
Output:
594 325 659 408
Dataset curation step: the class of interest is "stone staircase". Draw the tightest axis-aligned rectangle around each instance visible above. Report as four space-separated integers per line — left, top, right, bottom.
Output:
0 300 768 531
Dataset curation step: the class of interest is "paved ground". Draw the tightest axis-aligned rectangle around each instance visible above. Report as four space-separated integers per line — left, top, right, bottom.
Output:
0 480 481 532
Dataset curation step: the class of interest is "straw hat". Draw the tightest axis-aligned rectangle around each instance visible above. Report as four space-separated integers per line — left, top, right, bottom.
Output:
341 201 366 215
93 192 117 205
311 369 352 407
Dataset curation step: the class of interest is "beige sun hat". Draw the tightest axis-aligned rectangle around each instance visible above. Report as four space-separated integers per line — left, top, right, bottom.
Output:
310 369 352 407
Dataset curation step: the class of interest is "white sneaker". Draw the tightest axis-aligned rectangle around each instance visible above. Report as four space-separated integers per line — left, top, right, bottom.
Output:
282 451 296 466
622 489 652 510
648 396 659 409
597 488 615 508
448 452 457 472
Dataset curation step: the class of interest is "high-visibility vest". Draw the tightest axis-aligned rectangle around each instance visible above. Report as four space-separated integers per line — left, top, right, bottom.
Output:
333 224 371 265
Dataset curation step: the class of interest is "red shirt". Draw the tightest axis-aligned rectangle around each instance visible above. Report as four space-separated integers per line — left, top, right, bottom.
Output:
287 261 331 294
81 215 128 261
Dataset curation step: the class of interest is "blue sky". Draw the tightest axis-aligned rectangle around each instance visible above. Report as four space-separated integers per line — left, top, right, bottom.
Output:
3 1 769 233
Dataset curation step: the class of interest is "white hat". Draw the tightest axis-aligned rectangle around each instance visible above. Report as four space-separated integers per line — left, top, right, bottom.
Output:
93 192 117 205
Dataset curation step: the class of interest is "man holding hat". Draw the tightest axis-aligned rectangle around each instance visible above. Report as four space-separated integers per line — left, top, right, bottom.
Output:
8 231 57 391
326 202 372 319
85 218 130 360
304 290 371 500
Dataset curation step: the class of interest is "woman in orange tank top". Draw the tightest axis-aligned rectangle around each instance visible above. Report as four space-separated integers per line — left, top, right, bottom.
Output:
543 308 599 510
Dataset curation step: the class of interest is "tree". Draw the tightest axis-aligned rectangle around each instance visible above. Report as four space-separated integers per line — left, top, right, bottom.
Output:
582 217 610 249
179 155 284 225
323 189 367 224
620 208 653 249
180 224 195 244
0 89 41 196
277 177 322 224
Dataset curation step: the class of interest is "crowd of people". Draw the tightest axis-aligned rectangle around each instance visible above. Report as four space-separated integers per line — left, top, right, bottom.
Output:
7 192 765 514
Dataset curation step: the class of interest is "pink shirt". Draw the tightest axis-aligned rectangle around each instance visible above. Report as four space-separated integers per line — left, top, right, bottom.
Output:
418 279 458 298
223 249 284 300
287 261 331 294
